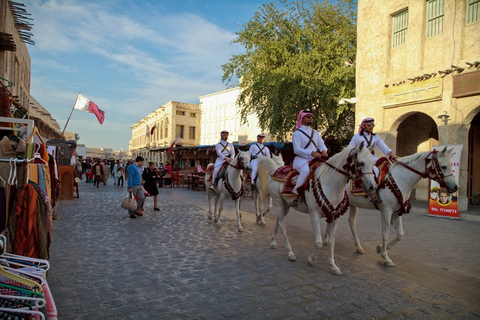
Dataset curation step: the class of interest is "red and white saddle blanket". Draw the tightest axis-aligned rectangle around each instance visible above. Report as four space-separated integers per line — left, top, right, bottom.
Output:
271 158 324 196
350 157 391 195
206 163 228 182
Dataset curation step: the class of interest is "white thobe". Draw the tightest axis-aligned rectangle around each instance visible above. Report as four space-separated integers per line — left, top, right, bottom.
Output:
212 140 235 183
248 143 271 181
292 126 327 194
349 132 392 176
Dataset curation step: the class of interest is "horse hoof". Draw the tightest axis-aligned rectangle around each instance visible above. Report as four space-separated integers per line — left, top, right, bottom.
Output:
384 261 396 267
356 248 366 254
307 257 314 266
259 221 266 226
376 245 382 254
288 253 296 261
238 227 243 232
331 269 343 276
208 215 212 220
270 243 277 249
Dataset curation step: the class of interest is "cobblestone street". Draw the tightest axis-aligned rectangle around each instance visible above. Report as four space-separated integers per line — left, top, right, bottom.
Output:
48 178 480 319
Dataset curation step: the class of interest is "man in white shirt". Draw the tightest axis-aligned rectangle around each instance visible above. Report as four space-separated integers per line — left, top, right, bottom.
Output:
210 130 235 189
291 110 328 207
349 117 399 203
248 133 271 183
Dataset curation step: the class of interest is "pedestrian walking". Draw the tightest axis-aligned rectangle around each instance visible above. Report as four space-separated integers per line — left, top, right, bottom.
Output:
127 156 145 218
143 162 160 211
92 159 103 188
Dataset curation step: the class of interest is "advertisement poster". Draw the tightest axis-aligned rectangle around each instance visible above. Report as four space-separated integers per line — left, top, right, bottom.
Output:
428 144 462 219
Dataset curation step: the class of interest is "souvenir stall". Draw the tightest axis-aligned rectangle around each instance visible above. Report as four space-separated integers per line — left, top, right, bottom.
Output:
45 139 76 201
0 115 58 319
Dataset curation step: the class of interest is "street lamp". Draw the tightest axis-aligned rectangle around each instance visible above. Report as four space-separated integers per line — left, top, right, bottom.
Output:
338 97 358 105
438 111 450 125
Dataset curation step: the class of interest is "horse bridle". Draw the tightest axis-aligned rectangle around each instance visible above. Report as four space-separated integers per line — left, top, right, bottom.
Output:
323 148 373 179
229 154 248 171
394 150 453 187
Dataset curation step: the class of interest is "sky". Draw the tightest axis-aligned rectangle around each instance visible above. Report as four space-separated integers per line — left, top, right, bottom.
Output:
24 0 268 151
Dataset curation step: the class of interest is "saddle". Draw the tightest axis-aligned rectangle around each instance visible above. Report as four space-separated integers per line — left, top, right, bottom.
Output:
206 162 228 182
271 158 324 196
350 157 391 195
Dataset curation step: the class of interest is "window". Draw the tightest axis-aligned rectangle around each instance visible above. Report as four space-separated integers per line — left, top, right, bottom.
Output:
176 125 184 139
160 121 163 139
467 0 480 24
426 0 444 38
190 112 196 117
165 118 169 138
189 126 196 140
392 10 408 48
176 110 185 116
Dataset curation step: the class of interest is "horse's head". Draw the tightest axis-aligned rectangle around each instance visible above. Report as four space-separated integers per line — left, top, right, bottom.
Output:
345 141 376 194
232 151 252 174
426 147 458 194
272 153 285 166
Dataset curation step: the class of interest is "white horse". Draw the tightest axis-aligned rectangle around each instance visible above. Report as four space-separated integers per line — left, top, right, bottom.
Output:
245 153 285 225
346 147 458 267
205 151 252 232
267 142 376 275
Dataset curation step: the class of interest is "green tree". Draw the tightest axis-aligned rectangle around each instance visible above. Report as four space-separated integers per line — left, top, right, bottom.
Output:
222 0 357 141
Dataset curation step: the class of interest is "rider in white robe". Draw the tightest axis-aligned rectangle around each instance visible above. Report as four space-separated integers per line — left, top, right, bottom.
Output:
348 117 398 203
291 110 328 207
210 130 235 189
248 134 271 183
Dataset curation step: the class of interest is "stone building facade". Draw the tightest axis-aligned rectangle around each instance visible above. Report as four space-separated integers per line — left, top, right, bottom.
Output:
200 87 275 145
129 101 201 164
357 0 480 211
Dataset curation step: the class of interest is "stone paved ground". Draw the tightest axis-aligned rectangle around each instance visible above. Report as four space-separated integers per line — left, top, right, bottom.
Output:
48 177 480 319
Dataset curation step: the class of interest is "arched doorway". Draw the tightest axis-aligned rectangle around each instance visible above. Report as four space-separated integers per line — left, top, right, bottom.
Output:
468 112 480 203
395 112 438 200
396 112 439 156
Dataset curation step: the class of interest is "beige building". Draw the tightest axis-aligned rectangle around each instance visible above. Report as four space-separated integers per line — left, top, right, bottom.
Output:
130 101 201 163
357 0 480 211
200 87 276 145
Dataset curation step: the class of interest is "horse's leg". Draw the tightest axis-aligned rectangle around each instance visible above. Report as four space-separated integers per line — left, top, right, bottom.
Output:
235 198 243 232
387 213 404 250
257 189 266 226
376 209 395 267
326 219 342 275
207 187 213 220
264 196 272 216
213 193 221 223
270 217 279 249
348 205 365 254
275 201 296 261
307 211 324 266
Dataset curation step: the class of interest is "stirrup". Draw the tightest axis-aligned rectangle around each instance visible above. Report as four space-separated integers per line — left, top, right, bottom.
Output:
290 199 299 207
370 195 382 204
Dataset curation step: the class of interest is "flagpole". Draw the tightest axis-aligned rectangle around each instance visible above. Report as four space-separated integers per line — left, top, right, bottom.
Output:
62 93 80 136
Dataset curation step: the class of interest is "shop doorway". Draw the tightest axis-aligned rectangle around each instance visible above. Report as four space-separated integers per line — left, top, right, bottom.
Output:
396 113 438 156
468 113 480 204
395 112 438 200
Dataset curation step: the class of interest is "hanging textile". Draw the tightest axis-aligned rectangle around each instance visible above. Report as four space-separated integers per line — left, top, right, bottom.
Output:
8 183 49 260
0 187 6 232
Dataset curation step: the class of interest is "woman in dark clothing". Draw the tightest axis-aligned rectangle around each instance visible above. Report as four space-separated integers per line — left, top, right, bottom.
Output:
143 162 160 211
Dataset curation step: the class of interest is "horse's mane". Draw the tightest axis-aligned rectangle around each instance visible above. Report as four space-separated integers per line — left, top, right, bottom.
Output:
314 146 356 180
396 150 430 165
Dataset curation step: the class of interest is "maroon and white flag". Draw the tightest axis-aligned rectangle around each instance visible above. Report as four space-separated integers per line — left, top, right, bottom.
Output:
74 93 105 124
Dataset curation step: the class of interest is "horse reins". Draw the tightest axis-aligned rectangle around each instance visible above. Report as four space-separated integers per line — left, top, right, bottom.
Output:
224 154 247 200
380 150 452 215
312 148 369 222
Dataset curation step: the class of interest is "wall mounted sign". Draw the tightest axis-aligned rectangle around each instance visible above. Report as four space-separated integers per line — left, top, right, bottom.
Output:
383 77 443 107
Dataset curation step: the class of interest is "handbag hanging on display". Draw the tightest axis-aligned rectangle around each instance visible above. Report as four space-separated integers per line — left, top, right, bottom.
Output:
121 193 137 211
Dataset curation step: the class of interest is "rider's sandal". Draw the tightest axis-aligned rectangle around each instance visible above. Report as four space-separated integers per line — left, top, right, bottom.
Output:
290 199 299 207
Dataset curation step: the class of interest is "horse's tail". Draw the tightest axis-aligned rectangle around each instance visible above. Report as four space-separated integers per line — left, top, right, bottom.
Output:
257 157 279 200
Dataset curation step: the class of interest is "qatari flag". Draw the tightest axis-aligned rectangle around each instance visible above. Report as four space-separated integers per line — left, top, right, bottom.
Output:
74 93 105 124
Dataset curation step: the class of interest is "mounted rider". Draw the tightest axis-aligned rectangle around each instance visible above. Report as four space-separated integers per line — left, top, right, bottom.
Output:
291 110 328 207
348 117 399 203
210 130 235 190
248 133 271 184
